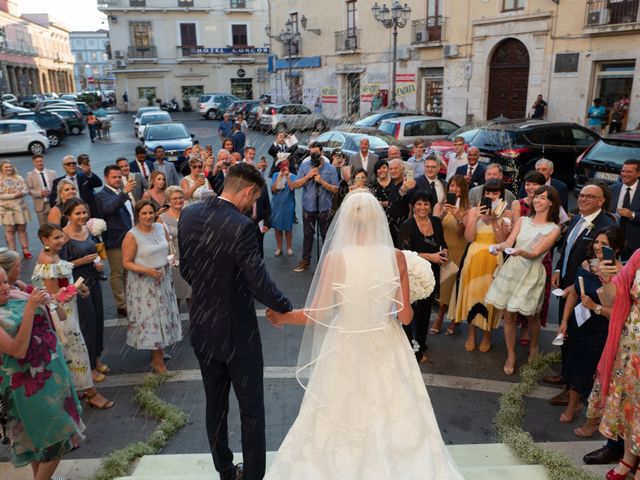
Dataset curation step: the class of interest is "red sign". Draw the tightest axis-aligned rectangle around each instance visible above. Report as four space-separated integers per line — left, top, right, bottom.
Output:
322 95 338 104
87 76 95 84
395 73 415 83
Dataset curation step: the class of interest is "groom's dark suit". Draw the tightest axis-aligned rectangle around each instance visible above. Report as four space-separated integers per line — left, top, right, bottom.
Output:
179 196 292 480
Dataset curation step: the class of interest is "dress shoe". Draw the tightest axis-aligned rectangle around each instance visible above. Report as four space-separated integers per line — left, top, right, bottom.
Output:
549 388 569 406
542 374 564 386
99 273 108 281
117 307 128 318
221 463 243 480
583 446 623 465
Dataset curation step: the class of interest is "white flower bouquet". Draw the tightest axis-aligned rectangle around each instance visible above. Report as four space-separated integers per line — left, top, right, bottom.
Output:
402 250 436 303
85 218 108 259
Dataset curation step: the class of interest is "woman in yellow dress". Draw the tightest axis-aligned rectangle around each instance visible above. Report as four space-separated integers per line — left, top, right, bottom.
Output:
450 179 510 352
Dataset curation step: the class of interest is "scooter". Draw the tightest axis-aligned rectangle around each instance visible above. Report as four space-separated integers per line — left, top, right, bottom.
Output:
160 98 180 112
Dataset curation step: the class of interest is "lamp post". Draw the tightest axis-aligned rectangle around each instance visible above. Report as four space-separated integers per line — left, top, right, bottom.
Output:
371 1 411 108
0 27 6 118
265 19 301 102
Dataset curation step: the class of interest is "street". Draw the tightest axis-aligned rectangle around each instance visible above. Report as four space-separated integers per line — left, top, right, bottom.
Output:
0 111 598 476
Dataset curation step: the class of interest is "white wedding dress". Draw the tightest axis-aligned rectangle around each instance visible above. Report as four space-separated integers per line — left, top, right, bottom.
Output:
264 191 464 480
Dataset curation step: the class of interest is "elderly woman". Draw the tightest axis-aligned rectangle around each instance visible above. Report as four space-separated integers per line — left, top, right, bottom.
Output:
48 179 78 227
122 200 182 374
181 157 214 204
159 186 192 306
0 160 32 259
142 170 168 213
0 267 85 480
369 159 392 210
270 155 297 257
0 247 30 292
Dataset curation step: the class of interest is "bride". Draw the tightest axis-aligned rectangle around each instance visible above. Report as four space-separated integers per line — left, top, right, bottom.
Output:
265 189 464 479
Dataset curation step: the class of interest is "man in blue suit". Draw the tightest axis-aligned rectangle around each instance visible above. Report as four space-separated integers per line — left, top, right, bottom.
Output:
455 147 486 189
95 165 136 317
518 158 569 211
179 163 292 480
608 159 640 260
130 145 155 182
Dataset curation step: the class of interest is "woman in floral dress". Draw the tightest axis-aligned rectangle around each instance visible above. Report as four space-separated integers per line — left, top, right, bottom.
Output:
587 248 640 479
0 267 85 480
0 160 32 258
123 200 182 374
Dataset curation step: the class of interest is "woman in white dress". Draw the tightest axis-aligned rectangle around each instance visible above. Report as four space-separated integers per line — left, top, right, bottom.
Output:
485 185 561 376
265 189 464 480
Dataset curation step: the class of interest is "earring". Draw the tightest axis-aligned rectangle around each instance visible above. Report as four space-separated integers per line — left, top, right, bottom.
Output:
44 245 50 252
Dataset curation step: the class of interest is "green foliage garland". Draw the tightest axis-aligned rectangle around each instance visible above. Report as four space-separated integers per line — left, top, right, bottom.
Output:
89 374 188 480
494 351 599 480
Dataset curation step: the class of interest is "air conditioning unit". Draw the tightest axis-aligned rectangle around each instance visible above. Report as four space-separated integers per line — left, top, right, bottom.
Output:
587 8 610 26
397 46 410 60
415 29 428 43
443 44 459 58
116 60 127 67
114 50 124 58
345 36 358 50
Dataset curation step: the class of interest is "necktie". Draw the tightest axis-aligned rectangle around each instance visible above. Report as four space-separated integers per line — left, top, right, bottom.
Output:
623 186 632 209
468 166 474 177
561 216 585 277
40 171 48 189
140 162 149 179
430 181 437 200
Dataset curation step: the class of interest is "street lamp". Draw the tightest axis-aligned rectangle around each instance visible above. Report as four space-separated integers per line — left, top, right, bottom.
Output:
372 1 411 108
265 19 301 102
0 26 6 118
300 15 321 36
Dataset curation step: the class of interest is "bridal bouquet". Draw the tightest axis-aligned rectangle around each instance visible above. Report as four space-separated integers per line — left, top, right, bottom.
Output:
86 218 108 260
402 250 436 303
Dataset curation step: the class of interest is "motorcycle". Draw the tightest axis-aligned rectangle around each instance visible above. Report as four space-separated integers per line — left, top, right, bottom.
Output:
159 98 180 112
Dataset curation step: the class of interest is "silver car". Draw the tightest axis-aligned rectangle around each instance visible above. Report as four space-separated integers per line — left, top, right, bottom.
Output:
260 104 328 133
378 115 459 147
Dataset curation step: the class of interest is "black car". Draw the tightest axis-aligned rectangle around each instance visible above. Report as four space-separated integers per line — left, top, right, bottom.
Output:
352 110 421 129
74 102 91 116
9 111 68 147
227 100 260 120
19 94 44 109
574 131 640 192
467 120 600 188
46 108 86 135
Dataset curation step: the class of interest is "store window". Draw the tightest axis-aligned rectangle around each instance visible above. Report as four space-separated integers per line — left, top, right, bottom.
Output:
181 85 204 98
594 61 635 108
137 87 157 100
231 78 253 99
420 67 443 117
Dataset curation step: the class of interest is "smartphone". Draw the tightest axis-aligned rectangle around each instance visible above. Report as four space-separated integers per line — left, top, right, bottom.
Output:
198 173 205 179
446 192 457 205
480 197 492 212
602 245 615 263
405 170 414 181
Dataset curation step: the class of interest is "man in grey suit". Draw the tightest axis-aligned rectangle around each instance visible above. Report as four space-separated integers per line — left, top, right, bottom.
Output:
609 159 640 260
468 163 516 207
151 146 180 186
26 154 57 225
349 137 379 182
116 157 147 202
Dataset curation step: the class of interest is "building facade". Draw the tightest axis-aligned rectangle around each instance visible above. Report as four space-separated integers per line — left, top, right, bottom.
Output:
0 0 74 97
267 0 640 130
98 0 270 111
70 30 114 92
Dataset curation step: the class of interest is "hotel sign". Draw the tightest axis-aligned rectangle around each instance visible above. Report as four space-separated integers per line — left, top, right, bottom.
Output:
189 47 270 55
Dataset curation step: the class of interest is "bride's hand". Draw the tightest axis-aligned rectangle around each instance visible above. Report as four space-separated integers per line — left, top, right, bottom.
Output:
266 308 284 328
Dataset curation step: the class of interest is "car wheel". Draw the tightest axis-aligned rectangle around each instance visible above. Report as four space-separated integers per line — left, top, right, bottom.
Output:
70 126 81 135
275 123 287 133
206 109 217 120
28 141 45 155
47 133 60 147
314 120 327 131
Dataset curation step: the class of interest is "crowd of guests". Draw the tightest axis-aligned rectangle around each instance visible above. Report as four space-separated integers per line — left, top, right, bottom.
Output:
1 128 640 479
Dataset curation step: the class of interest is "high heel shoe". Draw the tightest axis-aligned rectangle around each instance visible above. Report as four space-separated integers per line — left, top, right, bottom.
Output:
22 249 32 260
606 459 638 480
574 417 601 438
559 406 582 423
503 357 517 376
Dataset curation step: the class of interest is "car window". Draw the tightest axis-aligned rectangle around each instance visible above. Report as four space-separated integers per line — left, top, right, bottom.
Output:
8 123 26 133
298 106 311 115
474 129 519 147
571 127 599 147
437 120 459 136
327 133 346 149
19 113 35 120
584 139 640 167
351 134 391 149
199 95 211 103
280 106 295 115
378 121 397 136
314 132 333 147
0 124 10 134
408 120 438 137
146 124 188 141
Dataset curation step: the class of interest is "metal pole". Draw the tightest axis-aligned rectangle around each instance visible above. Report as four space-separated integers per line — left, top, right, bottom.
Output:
391 24 398 108
287 40 293 102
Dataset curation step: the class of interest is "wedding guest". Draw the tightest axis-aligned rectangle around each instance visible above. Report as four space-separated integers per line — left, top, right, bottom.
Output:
116 157 146 202
249 182 271 259
330 149 350 212
25 154 56 226
181 157 213 204
60 198 108 382
455 147 485 189
0 160 32 258
130 146 154 182
370 159 391 210
231 122 246 154
585 249 640 479
387 159 415 246
445 136 468 181
433 175 470 335
270 155 297 257
151 146 180 187
158 187 191 307
0 270 85 480
351 168 368 190
468 163 516 207
399 190 447 363
122 200 182 374
608 159 640 260
412 156 445 215
222 138 234 153
0 248 30 292
557 226 623 435
48 179 77 227
406 138 428 179
33 223 113 408
49 155 102 216
486 185 561 375
517 159 568 211
451 179 510 353
350 137 378 181
268 131 298 177
142 170 168 213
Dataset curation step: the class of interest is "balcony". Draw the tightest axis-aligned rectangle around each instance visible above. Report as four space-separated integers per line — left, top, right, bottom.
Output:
585 0 640 31
128 45 157 59
282 40 301 58
335 29 360 53
411 16 445 45
98 0 208 11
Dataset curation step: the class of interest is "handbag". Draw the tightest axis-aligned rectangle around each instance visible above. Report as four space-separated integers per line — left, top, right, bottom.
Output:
439 260 459 286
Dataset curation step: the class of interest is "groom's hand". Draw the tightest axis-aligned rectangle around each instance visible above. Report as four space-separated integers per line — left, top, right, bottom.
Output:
265 308 284 328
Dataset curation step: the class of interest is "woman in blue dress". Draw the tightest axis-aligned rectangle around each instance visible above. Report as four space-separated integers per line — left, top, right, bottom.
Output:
270 154 297 257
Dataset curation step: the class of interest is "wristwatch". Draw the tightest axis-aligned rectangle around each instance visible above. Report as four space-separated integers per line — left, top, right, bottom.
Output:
595 305 603 315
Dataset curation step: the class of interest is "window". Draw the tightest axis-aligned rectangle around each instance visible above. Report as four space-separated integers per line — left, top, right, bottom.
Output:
230 78 253 99
437 120 458 135
73 39 84 49
230 0 246 7
86 39 98 49
178 0 194 6
130 0 145 6
427 0 442 17
130 21 153 47
290 12 299 33
181 85 204 98
90 52 98 61
137 87 157 100
503 0 524 11
75 52 84 62
327 133 346 149
180 23 197 47
572 128 599 147
347 1 357 35
8 123 27 133
231 24 248 47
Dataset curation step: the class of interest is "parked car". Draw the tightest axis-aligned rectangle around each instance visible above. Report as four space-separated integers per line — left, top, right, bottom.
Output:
353 109 421 128
1 101 30 115
8 111 68 147
260 104 328 133
19 94 44 109
133 106 161 136
46 108 86 135
296 126 412 161
378 115 460 147
227 100 261 120
74 102 91 116
1 94 17 104
198 93 240 120
60 94 79 102
574 131 640 192
35 99 75 110
138 111 172 140
0 119 49 155
142 122 194 173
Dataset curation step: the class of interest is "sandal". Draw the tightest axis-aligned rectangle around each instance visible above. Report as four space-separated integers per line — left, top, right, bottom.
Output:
92 370 106 383
151 361 168 375
445 324 458 336
85 391 114 409
428 327 441 335
559 406 582 423
274 249 282 257
22 248 32 260
503 356 517 376
96 363 110 374
574 417 601 438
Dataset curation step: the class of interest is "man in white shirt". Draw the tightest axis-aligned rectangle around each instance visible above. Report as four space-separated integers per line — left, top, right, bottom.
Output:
411 156 445 214
349 137 379 181
26 154 56 225
445 136 468 181
406 138 428 179
609 159 640 260
116 157 146 201
152 146 180 186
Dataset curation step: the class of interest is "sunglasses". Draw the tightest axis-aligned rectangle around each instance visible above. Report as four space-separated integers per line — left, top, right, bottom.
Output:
64 162 77 166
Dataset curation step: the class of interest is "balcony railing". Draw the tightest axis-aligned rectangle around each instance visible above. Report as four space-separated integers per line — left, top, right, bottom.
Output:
178 0 193 6
411 16 445 44
130 0 145 6
230 0 246 7
282 40 301 58
335 29 360 52
128 45 157 58
585 0 639 27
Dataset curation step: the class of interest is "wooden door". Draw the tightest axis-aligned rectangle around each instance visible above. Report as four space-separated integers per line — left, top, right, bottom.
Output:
487 38 530 120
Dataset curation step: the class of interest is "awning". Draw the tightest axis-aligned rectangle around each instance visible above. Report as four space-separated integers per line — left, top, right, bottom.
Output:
270 56 321 71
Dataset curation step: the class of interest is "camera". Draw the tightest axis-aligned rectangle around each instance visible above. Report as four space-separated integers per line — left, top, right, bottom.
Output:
309 151 322 168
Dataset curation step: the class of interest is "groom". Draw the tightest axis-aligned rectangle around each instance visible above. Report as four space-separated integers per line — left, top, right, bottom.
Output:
179 162 293 480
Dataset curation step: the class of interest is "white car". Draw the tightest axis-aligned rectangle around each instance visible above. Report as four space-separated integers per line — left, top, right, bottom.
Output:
133 106 161 137
138 111 172 140
0 120 50 154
